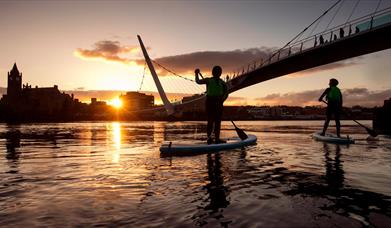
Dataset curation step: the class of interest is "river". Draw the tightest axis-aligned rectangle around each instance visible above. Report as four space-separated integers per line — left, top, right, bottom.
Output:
0 121 390 227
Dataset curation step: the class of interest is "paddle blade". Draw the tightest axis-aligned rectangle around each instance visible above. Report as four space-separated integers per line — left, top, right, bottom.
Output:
231 121 248 140
365 127 378 137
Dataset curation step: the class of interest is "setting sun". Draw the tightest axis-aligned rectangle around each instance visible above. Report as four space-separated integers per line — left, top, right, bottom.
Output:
109 98 123 109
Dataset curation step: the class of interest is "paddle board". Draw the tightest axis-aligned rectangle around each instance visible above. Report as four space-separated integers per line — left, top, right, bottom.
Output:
312 132 354 144
160 134 257 156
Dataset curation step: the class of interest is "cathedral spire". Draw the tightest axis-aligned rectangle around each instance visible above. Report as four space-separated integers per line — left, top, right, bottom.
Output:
10 62 19 74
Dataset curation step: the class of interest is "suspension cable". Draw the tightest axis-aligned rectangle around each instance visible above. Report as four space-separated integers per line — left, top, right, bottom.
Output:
345 0 361 23
268 0 342 61
138 62 147 92
374 0 382 14
307 17 323 38
325 0 345 31
151 59 195 82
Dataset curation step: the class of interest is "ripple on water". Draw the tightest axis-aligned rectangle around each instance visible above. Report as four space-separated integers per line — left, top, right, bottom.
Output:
0 121 390 227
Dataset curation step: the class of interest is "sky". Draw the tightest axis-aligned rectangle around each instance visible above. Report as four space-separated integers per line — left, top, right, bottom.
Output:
0 0 391 107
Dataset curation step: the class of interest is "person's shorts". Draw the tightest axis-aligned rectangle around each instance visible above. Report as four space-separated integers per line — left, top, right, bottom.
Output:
206 96 224 119
326 102 341 119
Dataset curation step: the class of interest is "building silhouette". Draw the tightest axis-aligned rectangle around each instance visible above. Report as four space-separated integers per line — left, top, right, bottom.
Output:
7 63 22 99
0 63 78 121
120 92 154 111
373 97 391 135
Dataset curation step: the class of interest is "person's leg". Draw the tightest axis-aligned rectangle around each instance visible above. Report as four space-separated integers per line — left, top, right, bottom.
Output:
214 117 221 142
335 109 341 137
214 101 225 143
321 107 332 135
207 118 213 142
206 97 214 144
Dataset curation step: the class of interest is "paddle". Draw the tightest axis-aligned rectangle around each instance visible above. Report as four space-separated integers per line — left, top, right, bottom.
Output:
231 121 248 140
321 100 378 137
198 71 205 79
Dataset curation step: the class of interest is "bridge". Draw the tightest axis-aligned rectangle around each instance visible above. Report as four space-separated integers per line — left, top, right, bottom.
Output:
228 7 391 93
135 3 391 115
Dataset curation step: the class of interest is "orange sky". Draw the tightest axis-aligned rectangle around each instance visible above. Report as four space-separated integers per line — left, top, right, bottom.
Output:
1 1 391 107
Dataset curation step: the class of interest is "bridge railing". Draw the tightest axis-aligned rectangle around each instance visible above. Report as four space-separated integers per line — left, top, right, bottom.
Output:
228 6 391 84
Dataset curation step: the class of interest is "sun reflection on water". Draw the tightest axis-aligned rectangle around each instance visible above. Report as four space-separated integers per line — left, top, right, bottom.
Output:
111 122 121 163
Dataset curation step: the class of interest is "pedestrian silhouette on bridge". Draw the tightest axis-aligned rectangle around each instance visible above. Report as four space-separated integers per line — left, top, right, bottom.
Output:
318 78 343 137
195 66 228 144
339 28 345 38
319 35 325 45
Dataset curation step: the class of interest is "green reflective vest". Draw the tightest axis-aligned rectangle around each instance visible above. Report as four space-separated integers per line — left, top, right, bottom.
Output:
327 86 341 102
206 78 227 97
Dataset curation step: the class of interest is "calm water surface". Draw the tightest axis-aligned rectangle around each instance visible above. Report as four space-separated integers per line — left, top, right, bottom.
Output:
0 121 390 227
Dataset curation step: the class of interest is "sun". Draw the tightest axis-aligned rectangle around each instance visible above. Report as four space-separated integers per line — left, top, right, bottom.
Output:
109 98 123 109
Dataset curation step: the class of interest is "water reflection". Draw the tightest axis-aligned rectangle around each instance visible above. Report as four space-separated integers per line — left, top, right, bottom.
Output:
4 126 22 175
324 143 344 190
111 122 121 163
205 153 230 212
5 129 21 161
0 121 389 227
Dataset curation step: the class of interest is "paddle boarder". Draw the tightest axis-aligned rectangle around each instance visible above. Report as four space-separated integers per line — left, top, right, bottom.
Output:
195 66 228 144
318 78 343 137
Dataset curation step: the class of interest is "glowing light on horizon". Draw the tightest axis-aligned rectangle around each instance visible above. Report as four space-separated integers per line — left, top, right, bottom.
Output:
108 98 123 109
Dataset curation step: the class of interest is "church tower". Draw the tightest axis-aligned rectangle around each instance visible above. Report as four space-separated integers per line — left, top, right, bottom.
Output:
7 63 22 98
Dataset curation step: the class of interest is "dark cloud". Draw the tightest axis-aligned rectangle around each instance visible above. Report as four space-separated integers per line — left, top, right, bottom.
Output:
74 40 142 65
153 47 274 76
254 88 391 107
74 39 276 76
75 39 362 78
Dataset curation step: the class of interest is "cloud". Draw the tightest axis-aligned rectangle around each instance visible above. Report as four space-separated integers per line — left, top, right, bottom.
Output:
254 88 391 107
74 40 142 65
75 39 276 76
75 39 362 79
153 47 275 76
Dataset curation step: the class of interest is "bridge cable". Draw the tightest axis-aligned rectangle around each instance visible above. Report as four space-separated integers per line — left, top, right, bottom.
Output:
299 0 344 42
325 0 345 31
138 62 147 92
151 59 205 94
345 0 361 24
151 59 196 82
267 0 342 63
148 61 204 101
307 17 323 38
373 0 382 14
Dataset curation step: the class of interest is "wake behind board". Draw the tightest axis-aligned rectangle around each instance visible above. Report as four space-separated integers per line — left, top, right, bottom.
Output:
312 132 354 144
160 134 257 156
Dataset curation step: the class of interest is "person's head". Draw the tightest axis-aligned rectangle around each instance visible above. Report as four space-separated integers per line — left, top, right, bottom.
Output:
212 66 222 78
329 78 339 87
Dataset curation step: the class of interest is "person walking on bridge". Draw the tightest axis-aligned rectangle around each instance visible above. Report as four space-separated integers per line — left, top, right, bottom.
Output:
318 78 343 137
195 66 228 144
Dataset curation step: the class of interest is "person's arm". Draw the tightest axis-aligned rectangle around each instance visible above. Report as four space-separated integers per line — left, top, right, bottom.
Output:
195 69 206 84
222 80 228 101
318 88 329 102
339 90 343 108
